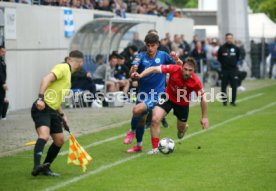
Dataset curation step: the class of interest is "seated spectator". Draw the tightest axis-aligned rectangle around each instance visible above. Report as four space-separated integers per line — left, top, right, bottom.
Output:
115 54 129 80
93 53 129 93
93 56 117 92
120 45 138 72
114 54 131 94
71 68 102 108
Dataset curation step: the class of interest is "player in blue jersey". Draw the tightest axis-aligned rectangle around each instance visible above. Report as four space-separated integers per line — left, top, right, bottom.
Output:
124 33 182 153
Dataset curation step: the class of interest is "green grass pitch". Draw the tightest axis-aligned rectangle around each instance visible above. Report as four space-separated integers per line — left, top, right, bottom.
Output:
0 82 276 191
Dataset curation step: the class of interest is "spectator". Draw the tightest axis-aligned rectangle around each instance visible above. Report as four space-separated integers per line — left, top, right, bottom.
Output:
190 41 207 73
179 34 190 60
250 40 260 78
190 35 199 51
115 54 129 80
218 33 240 106
269 36 276 79
120 45 138 72
71 68 100 106
109 52 130 93
0 46 8 120
171 34 181 52
93 54 118 92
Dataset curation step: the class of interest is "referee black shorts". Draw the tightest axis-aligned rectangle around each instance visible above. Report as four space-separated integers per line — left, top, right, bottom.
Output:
156 94 189 122
31 102 63 134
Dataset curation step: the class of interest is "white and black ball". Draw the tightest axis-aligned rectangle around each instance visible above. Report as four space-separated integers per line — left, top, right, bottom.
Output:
158 138 175 154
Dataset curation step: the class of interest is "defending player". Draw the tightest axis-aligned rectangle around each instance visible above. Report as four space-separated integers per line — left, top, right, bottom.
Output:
132 57 209 154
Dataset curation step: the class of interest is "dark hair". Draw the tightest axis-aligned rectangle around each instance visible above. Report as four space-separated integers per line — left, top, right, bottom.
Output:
109 54 118 61
69 50 84 59
96 54 103 62
184 57 196 69
144 33 159 44
225 33 233 37
64 56 69 63
0 46 5 49
147 29 158 34
128 45 138 52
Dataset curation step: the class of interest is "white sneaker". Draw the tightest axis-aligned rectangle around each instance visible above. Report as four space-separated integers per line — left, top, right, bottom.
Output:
92 100 103 108
147 148 159 155
1 117 7 120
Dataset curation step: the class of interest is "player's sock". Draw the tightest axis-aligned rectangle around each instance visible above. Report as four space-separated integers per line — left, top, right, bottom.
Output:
131 116 140 131
136 125 145 143
137 142 143 147
34 138 46 167
151 137 159 149
43 143 61 165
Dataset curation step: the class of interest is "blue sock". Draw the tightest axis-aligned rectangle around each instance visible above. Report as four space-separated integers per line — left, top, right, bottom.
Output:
136 125 145 143
131 116 141 132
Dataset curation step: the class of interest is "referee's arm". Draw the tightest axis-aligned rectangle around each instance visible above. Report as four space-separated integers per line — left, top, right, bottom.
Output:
39 73 57 95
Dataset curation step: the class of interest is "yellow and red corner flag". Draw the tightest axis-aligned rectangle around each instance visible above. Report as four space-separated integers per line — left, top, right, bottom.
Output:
68 133 92 172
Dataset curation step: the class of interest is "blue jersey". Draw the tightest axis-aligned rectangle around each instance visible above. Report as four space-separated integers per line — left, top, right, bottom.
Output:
132 50 176 98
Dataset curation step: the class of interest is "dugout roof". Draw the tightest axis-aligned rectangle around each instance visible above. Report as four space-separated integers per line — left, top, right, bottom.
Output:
70 18 156 57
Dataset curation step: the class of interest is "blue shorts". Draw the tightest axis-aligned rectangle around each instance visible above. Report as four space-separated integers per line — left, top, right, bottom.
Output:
136 96 157 112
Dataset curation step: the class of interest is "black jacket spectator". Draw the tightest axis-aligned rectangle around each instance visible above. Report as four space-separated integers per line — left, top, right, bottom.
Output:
0 56 6 88
120 45 138 72
71 68 96 96
218 43 240 71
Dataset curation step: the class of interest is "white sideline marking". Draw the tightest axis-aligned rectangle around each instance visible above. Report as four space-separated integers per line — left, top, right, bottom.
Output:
236 93 263 103
44 101 276 191
58 93 264 156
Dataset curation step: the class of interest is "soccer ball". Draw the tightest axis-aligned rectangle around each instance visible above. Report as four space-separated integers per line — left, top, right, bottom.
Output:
158 138 175 154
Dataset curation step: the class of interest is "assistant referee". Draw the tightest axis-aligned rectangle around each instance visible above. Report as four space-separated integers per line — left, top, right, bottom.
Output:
31 50 84 176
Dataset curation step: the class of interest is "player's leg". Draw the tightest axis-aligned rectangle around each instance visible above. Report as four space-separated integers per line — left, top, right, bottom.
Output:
148 106 167 153
148 95 172 154
229 71 238 106
173 104 189 139
126 102 148 152
124 102 147 145
221 71 229 106
31 103 51 176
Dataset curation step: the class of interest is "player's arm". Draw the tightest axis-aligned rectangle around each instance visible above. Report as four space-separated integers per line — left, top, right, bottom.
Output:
132 66 162 79
36 73 57 111
170 51 183 65
199 90 209 129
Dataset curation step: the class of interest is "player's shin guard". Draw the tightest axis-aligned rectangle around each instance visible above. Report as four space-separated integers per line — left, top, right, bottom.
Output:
43 143 61 165
34 138 46 167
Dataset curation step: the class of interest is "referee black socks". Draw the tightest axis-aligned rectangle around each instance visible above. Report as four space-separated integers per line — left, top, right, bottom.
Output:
34 138 47 167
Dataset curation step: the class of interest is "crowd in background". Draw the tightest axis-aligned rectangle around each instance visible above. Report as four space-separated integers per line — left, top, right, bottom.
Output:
2 0 183 19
